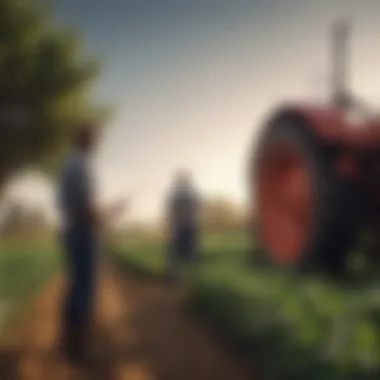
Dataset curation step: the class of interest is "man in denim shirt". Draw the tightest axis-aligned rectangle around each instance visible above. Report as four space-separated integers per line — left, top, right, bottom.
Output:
57 125 125 362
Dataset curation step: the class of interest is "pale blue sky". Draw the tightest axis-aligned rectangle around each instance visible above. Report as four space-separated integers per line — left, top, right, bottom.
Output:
8 0 380 221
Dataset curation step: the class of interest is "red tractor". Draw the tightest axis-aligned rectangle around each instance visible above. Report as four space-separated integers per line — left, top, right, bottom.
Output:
252 21 380 274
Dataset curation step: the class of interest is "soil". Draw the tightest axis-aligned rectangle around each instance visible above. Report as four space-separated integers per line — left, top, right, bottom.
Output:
0 265 254 380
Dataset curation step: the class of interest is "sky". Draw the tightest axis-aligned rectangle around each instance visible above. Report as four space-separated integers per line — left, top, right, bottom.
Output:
7 0 380 222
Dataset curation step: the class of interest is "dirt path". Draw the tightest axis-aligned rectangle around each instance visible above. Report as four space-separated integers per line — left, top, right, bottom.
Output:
0 265 253 380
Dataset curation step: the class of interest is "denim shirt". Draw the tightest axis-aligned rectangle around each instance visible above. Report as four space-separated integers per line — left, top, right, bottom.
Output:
57 150 93 230
168 186 201 232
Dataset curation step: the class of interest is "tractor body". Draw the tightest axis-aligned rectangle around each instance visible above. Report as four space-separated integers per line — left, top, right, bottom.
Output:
252 22 380 273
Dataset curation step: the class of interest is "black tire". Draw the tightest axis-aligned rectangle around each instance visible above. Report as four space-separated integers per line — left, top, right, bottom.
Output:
252 112 362 275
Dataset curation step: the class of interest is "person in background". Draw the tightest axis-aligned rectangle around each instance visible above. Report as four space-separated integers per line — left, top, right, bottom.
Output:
57 124 126 363
166 169 201 283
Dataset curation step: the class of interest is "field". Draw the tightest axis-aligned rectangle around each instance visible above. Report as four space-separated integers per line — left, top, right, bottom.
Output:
114 231 249 276
0 235 61 332
1 230 380 379
115 231 380 380
0 232 253 380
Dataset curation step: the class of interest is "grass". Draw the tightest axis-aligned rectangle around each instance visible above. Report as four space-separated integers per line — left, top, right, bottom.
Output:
0 234 61 332
114 230 249 276
116 230 380 379
2 229 379 378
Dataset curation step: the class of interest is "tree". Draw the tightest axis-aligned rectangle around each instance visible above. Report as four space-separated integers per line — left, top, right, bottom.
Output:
0 0 108 190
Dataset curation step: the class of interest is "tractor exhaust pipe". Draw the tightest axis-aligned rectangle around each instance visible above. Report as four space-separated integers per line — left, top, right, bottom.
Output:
331 20 351 110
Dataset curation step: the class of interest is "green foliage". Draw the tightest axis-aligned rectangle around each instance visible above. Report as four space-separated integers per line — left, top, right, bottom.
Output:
188 266 380 379
117 232 380 379
0 236 60 331
0 0 108 179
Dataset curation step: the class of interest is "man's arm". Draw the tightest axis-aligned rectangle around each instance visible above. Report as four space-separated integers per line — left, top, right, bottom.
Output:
101 198 129 226
76 176 127 229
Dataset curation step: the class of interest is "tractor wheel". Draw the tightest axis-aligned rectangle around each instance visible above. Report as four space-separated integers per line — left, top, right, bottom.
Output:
253 114 361 275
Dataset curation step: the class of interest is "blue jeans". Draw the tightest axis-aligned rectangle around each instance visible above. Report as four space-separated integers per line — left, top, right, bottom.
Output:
167 226 198 278
61 225 98 330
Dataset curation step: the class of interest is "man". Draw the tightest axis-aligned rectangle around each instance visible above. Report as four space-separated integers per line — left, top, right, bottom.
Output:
166 169 201 282
57 124 125 363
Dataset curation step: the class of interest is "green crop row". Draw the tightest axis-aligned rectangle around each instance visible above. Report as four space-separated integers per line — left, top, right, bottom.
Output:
188 264 380 379
116 231 380 379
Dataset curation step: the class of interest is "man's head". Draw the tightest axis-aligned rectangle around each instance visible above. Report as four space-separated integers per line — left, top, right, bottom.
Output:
73 123 98 153
174 168 193 189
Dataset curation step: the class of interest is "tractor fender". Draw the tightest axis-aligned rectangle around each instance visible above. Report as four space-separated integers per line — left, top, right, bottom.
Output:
266 103 349 144
267 103 380 149
262 103 360 179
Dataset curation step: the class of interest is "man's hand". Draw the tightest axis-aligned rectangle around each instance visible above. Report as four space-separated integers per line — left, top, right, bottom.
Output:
106 197 130 221
86 197 130 231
